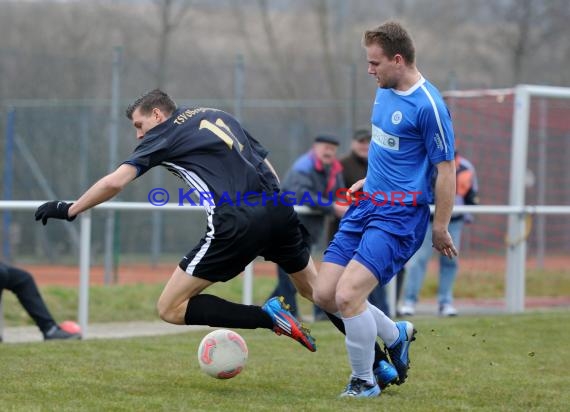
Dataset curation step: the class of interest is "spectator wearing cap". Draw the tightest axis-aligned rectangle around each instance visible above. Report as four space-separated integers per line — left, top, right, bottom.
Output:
267 134 348 320
339 129 371 190
325 129 400 316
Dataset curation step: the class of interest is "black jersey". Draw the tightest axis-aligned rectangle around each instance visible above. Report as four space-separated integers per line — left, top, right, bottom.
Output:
123 107 279 205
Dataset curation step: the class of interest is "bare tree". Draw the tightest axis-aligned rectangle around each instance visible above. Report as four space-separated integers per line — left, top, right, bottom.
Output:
489 0 570 84
232 1 284 98
153 0 192 89
257 0 300 99
314 0 340 100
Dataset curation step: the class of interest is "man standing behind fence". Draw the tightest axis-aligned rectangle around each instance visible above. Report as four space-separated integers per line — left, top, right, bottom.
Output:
400 149 479 317
267 134 347 321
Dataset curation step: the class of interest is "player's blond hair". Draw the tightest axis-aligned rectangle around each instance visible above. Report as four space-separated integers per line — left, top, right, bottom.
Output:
363 21 415 64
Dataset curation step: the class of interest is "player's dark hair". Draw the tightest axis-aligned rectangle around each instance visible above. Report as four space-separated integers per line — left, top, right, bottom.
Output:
125 89 177 119
363 21 415 64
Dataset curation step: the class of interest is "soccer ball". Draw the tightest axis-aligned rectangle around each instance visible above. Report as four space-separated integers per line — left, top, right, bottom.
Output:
197 329 248 379
59 320 82 335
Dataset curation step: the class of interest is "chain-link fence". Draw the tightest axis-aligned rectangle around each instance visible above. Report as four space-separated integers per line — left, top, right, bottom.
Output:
0 96 367 266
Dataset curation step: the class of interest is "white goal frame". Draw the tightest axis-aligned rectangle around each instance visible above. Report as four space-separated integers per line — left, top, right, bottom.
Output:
506 85 570 312
443 84 570 313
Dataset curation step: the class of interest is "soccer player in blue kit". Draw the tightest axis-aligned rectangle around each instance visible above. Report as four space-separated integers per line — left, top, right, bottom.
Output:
313 21 458 397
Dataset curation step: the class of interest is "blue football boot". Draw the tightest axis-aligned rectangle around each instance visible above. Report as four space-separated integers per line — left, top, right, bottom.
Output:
386 321 417 384
339 377 381 398
374 360 398 389
262 296 317 352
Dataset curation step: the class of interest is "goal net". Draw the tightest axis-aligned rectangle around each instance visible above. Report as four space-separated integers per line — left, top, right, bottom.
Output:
441 86 570 311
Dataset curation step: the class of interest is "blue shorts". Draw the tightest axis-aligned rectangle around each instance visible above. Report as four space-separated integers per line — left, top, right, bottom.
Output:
323 199 430 286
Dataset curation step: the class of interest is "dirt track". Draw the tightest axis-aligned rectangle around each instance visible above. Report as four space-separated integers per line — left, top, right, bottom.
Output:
13 257 570 310
20 255 570 287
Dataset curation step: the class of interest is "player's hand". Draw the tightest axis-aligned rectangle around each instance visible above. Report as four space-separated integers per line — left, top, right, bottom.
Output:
35 201 76 225
431 226 458 259
346 178 366 201
348 178 366 194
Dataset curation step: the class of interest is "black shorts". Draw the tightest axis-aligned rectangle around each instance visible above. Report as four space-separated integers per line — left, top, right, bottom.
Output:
178 200 311 282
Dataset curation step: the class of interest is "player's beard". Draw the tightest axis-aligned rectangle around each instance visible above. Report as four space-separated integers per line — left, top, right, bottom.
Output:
377 75 396 89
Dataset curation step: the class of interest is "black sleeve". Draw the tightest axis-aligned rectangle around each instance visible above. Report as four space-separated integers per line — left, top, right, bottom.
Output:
243 129 269 159
122 136 169 178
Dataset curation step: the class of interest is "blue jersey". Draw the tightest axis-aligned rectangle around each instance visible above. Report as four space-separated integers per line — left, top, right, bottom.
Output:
365 77 455 206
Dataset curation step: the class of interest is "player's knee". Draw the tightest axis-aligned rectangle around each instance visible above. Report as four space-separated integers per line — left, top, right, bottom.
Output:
156 301 168 321
312 288 332 311
312 288 323 306
156 299 176 323
334 288 354 313
19 270 34 284
11 267 34 284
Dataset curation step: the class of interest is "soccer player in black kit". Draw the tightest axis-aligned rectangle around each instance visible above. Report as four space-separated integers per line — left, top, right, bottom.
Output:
35 90 398 387
35 89 317 351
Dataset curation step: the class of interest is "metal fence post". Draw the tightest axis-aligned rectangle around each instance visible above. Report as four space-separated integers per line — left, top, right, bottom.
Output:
3 108 15 264
506 86 530 313
104 46 122 285
0 301 4 341
78 211 92 338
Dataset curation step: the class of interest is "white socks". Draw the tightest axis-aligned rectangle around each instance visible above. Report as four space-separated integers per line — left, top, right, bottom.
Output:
341 303 402 384
367 301 399 347
342 308 377 384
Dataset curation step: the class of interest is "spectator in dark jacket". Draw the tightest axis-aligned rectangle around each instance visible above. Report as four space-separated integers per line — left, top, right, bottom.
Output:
268 135 347 319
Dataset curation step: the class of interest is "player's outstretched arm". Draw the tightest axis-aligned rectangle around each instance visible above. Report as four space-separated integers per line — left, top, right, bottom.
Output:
35 164 137 225
69 164 138 217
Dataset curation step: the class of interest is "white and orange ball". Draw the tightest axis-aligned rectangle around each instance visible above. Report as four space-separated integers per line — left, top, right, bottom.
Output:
59 320 82 335
197 329 248 379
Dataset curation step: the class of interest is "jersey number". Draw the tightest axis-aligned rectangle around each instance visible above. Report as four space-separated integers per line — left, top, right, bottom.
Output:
199 119 244 151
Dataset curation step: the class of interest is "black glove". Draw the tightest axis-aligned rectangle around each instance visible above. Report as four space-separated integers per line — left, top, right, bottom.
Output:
35 201 76 225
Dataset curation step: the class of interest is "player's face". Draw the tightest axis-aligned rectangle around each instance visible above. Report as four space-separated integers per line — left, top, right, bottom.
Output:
130 107 166 140
366 44 399 89
313 142 338 165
